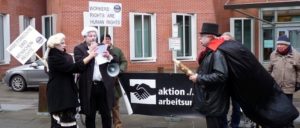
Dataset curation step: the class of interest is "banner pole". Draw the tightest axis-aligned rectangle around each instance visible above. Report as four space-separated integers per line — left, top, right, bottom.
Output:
103 26 107 44
118 79 133 115
173 51 177 73
35 53 43 60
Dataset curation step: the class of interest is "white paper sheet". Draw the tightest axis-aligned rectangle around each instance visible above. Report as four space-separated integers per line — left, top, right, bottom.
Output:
95 44 108 65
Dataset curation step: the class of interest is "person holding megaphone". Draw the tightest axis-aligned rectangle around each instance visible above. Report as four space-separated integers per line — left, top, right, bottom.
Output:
100 34 128 128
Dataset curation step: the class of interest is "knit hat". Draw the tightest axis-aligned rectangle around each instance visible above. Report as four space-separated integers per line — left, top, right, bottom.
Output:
277 35 290 45
81 27 98 36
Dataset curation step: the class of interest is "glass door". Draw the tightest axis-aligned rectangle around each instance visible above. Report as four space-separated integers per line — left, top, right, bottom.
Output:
277 28 300 51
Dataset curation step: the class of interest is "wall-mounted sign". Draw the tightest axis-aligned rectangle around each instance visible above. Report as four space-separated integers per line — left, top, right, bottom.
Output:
169 37 181 51
264 40 274 48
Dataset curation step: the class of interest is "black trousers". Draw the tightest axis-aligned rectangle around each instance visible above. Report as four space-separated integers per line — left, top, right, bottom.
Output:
85 82 112 128
206 116 227 128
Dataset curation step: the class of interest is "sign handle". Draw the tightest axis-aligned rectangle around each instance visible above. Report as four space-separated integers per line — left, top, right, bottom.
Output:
35 53 48 69
118 79 133 115
103 26 107 44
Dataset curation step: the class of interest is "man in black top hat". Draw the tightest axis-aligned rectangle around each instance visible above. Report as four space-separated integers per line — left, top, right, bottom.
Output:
189 23 230 128
190 23 299 128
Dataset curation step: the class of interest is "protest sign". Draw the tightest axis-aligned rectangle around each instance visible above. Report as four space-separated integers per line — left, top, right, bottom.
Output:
88 1 122 27
6 26 46 64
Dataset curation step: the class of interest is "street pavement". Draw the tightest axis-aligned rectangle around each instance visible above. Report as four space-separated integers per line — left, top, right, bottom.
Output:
0 81 300 128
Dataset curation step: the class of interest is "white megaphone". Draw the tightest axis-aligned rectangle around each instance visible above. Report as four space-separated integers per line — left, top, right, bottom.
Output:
107 63 120 77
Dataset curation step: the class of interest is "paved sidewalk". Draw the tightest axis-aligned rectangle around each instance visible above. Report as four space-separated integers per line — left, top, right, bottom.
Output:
1 97 300 128
0 100 205 128
1 83 300 128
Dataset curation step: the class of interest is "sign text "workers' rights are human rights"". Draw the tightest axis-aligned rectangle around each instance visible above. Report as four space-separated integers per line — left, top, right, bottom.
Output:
88 1 122 27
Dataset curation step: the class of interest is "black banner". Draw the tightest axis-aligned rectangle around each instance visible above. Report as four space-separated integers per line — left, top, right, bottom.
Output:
118 73 202 116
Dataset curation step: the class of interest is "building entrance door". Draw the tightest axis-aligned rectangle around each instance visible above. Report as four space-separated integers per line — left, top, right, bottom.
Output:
277 27 300 51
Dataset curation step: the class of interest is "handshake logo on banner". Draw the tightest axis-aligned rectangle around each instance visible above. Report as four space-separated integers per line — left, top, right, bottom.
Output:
133 83 156 100
130 79 156 105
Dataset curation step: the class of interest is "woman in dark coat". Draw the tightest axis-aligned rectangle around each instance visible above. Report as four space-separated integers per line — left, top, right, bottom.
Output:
44 33 97 128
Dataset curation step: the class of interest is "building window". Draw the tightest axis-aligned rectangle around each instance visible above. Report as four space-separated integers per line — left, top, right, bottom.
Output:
19 15 35 33
262 28 274 61
277 9 300 22
0 14 4 63
95 26 113 43
172 13 197 60
262 10 275 23
83 12 114 43
262 8 300 23
19 15 37 63
129 13 156 61
230 18 254 52
0 14 11 65
42 15 56 54
42 15 56 39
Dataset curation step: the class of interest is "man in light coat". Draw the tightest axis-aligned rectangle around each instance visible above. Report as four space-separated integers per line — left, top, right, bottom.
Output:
268 35 300 128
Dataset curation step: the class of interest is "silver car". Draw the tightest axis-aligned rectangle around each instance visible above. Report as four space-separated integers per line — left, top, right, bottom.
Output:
2 60 48 92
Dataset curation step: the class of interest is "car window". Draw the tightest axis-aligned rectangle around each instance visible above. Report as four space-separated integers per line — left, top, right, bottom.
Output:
35 60 44 66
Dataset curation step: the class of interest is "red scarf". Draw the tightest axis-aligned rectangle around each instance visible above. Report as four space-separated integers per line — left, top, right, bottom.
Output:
207 38 225 51
197 47 209 64
197 38 224 64
277 45 291 55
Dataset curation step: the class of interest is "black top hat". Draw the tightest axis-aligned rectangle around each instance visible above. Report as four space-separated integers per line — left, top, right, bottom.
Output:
200 23 220 36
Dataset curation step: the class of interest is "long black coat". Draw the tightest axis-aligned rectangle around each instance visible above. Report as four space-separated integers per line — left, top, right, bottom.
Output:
74 42 117 115
219 40 299 127
193 50 229 116
47 48 85 113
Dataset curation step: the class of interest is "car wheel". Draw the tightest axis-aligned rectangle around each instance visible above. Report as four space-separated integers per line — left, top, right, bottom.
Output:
10 75 27 92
